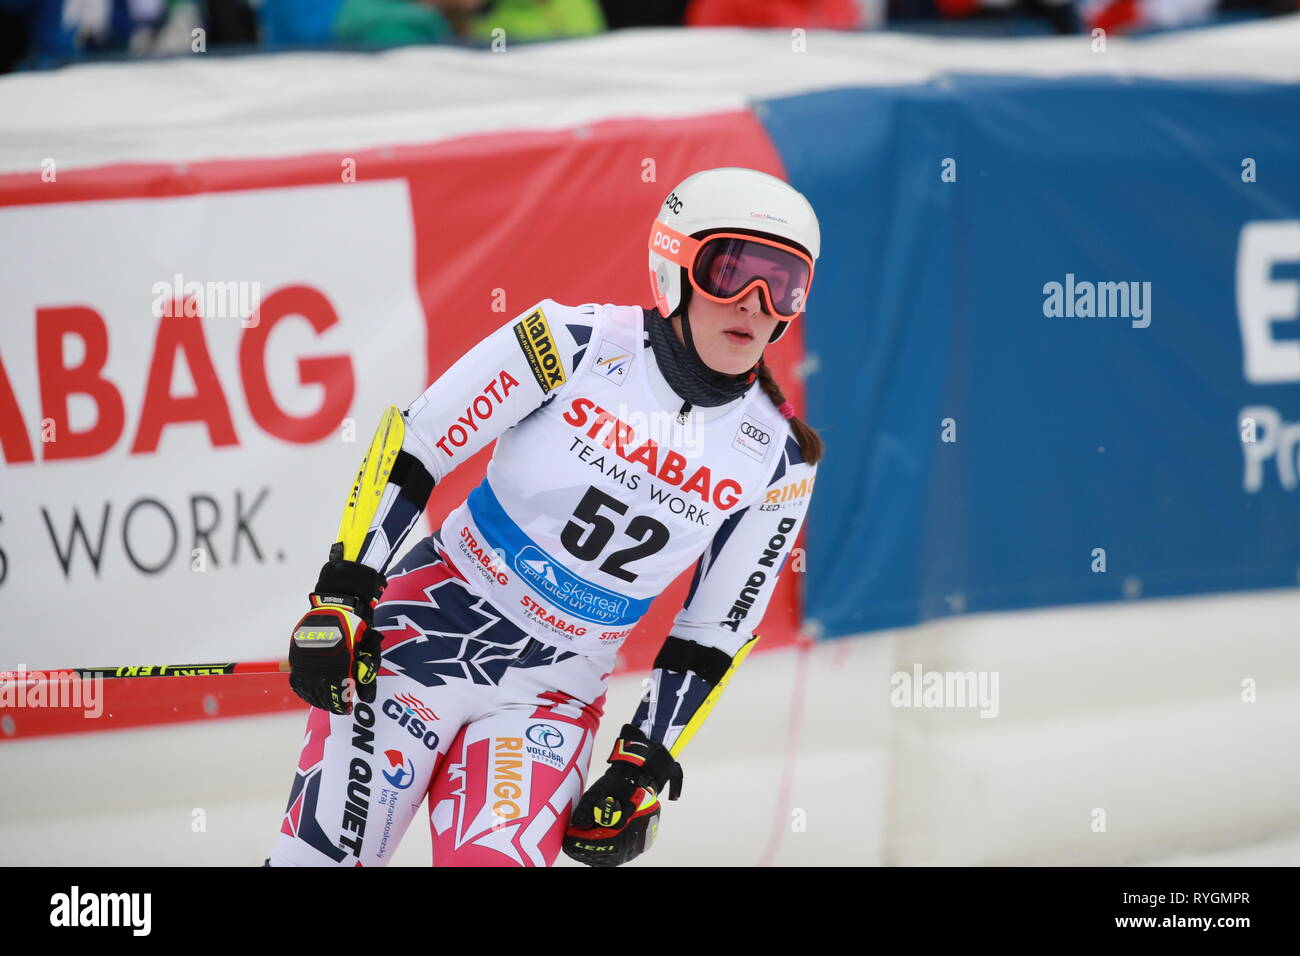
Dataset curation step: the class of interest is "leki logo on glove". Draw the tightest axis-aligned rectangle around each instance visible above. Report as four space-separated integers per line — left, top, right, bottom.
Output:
293 625 343 647
594 797 622 828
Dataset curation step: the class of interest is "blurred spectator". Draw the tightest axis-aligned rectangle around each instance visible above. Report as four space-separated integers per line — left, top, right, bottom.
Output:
0 0 260 67
923 0 1075 32
1082 0 1215 31
334 0 453 45
0 0 165 63
597 0 687 28
468 0 605 40
684 0 863 28
143 1 203 53
260 0 485 47
1079 0 1296 32
1 0 1295 74
203 0 255 43
1 5 28 71
257 0 346 46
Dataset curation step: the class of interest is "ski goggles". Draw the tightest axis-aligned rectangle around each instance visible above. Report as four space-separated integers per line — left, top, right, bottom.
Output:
649 220 814 320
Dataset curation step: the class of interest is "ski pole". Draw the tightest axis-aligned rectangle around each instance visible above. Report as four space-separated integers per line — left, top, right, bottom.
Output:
1 661 289 681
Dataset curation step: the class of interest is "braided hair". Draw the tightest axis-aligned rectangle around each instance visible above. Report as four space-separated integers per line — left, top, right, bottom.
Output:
753 357 823 465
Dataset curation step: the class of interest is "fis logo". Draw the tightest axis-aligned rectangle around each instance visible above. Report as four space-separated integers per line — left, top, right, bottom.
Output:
514 307 567 395
593 339 632 385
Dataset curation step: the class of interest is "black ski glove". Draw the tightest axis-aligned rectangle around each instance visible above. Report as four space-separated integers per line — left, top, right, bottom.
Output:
288 559 386 715
563 723 683 867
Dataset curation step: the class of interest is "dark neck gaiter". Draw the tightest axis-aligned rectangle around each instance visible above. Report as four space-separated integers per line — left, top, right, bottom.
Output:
644 307 755 408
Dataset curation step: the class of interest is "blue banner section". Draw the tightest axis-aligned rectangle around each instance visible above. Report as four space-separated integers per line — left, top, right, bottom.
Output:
758 77 1300 637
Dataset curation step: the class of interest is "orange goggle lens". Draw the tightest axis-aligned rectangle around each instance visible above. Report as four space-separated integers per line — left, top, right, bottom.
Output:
650 220 813 320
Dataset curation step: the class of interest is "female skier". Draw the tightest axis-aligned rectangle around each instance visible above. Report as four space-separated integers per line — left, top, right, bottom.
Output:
269 166 823 867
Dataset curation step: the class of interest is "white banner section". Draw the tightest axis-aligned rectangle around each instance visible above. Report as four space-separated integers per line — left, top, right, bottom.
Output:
0 180 426 669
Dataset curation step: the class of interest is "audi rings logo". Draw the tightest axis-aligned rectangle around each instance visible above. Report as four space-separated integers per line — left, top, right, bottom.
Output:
733 414 774 463
526 723 565 749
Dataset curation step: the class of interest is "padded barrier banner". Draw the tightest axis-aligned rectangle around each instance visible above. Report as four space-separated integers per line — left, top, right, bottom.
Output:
759 77 1300 636
0 112 811 735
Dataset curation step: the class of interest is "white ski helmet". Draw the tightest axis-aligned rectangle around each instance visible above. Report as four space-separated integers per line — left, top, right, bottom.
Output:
648 167 821 343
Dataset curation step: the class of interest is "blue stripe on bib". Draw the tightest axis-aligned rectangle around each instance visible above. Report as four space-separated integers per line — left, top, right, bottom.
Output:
467 480 651 627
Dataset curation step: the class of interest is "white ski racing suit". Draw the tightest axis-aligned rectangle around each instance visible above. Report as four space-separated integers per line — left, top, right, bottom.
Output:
271 300 816 866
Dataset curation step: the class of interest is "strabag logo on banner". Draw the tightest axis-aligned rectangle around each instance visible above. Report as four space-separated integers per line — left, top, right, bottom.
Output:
1237 220 1300 492
0 181 425 669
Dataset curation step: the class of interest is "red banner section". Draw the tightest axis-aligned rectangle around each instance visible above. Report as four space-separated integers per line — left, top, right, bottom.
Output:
0 670 303 740
0 110 811 737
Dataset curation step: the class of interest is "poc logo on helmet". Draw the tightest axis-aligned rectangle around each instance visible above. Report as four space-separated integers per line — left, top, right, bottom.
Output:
664 192 684 215
652 230 681 255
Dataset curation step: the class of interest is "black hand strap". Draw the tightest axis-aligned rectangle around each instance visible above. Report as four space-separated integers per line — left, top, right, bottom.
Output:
313 559 386 607
610 723 684 801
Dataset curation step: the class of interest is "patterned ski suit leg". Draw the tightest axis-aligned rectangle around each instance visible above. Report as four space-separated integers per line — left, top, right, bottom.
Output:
426 642 612 867
270 534 611 867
